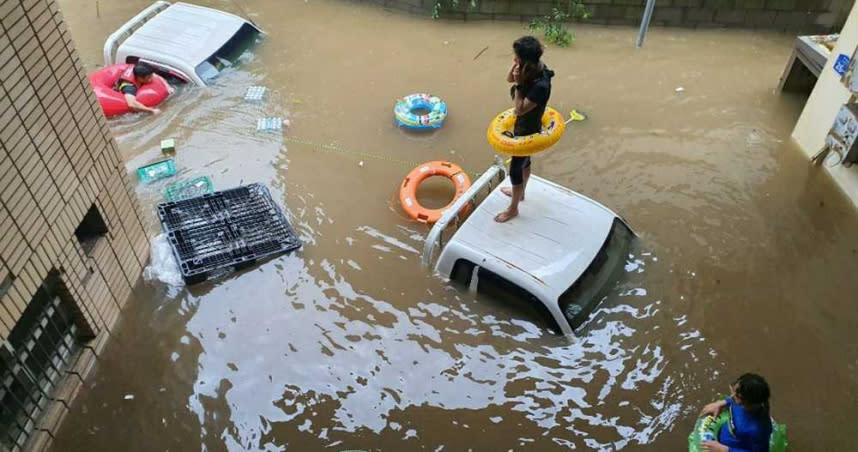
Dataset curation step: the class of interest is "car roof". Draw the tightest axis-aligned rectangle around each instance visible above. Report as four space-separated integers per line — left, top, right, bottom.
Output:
118 2 247 68
444 176 617 301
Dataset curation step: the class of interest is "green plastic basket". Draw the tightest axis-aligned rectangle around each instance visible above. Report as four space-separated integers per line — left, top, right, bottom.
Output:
137 159 177 184
688 410 788 452
164 176 214 202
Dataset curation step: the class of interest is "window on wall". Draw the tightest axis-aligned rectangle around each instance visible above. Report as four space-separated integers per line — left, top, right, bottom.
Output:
74 204 108 256
0 274 83 450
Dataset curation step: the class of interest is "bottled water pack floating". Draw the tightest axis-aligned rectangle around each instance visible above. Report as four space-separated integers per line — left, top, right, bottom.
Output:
245 86 267 101
256 117 282 132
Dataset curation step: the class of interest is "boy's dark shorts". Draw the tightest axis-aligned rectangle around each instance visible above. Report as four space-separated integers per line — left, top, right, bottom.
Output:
510 156 531 186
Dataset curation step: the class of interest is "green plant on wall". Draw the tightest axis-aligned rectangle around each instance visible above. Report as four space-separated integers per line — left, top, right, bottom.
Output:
529 0 590 47
432 0 478 19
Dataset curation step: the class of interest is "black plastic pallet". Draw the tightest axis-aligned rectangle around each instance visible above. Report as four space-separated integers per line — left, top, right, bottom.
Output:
157 184 301 284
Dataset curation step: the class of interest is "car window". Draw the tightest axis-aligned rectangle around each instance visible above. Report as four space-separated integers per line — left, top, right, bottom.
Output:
139 59 190 84
195 23 261 82
559 218 634 331
449 261 560 333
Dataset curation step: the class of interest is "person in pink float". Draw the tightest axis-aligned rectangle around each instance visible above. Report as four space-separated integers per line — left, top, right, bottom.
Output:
114 63 173 115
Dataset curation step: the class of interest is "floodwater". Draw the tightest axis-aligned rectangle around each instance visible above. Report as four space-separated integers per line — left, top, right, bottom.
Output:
50 0 858 450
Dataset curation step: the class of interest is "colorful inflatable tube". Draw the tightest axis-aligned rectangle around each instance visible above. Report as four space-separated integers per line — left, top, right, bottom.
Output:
394 93 447 130
688 411 788 452
486 107 565 156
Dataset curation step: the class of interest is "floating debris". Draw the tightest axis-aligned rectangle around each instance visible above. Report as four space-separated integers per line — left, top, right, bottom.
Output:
137 159 177 184
257 117 282 132
124 394 135 400
157 184 301 284
164 176 214 201
675 86 685 93
160 138 176 153
245 86 267 101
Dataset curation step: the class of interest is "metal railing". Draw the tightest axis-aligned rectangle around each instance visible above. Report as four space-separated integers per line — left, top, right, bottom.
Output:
1 286 81 451
421 158 506 268
103 1 172 66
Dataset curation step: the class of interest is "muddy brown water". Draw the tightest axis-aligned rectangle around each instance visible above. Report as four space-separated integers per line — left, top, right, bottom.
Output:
49 0 858 450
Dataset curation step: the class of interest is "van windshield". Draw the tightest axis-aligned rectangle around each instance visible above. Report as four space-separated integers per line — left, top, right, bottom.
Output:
558 219 634 331
195 23 261 82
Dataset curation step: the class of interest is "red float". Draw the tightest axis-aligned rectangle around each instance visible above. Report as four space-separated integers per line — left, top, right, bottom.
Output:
88 64 169 117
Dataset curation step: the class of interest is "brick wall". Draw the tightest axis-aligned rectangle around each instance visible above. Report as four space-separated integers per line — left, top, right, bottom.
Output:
351 0 855 32
0 0 149 449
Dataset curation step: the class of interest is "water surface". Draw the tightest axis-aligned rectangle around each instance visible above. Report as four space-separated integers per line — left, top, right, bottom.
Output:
52 1 858 450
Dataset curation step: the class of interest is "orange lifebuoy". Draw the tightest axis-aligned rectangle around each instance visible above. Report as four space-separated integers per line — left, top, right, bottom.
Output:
399 161 472 224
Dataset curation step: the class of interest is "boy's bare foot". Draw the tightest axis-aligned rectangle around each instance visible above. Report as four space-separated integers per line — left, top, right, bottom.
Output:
500 187 524 201
494 209 518 223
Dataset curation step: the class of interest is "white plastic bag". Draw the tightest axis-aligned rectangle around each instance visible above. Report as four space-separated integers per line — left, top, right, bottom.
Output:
143 233 184 288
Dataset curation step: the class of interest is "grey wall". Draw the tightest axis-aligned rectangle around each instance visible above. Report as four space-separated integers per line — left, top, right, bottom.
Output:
349 0 855 33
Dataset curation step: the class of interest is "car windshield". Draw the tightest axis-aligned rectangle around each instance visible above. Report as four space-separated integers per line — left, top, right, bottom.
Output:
558 218 634 331
195 23 261 82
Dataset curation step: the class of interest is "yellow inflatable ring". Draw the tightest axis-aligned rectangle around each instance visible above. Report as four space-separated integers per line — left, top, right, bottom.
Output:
486 107 566 156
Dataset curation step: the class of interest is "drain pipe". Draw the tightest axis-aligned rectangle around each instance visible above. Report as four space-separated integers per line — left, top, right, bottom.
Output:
636 0 657 48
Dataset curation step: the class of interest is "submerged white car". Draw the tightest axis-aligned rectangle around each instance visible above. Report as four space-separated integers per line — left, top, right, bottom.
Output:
422 162 635 336
103 1 262 86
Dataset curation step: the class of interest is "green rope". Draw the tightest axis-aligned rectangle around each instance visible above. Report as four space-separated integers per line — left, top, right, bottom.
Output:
282 135 481 177
282 136 425 168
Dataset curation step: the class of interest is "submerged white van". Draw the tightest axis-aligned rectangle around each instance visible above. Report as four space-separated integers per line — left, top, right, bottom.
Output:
422 161 635 336
103 1 262 86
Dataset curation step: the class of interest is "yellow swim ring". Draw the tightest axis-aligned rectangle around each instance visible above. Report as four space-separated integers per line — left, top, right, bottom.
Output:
486 107 566 156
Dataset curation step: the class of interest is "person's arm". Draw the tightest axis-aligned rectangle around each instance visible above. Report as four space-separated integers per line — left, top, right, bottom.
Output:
698 398 730 452
124 93 160 115
700 398 728 417
513 82 545 116
713 427 771 452
513 89 538 116
507 62 518 83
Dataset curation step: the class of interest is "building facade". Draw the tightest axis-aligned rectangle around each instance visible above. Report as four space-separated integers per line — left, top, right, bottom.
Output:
0 0 149 449
792 3 858 207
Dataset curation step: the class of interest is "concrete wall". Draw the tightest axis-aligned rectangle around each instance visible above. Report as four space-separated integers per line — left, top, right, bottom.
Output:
353 0 854 32
792 2 858 207
0 0 149 448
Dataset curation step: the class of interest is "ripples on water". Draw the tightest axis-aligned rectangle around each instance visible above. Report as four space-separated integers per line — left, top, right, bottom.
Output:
171 219 719 450
102 27 723 452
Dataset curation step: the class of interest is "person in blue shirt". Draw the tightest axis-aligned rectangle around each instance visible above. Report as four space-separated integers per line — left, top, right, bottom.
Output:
699 373 773 452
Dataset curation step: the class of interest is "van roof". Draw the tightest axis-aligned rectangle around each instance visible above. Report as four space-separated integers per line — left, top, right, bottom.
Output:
444 176 616 301
118 2 247 67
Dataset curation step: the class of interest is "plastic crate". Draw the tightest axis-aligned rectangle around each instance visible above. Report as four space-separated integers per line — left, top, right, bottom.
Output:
157 184 301 284
164 176 214 202
137 159 177 183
